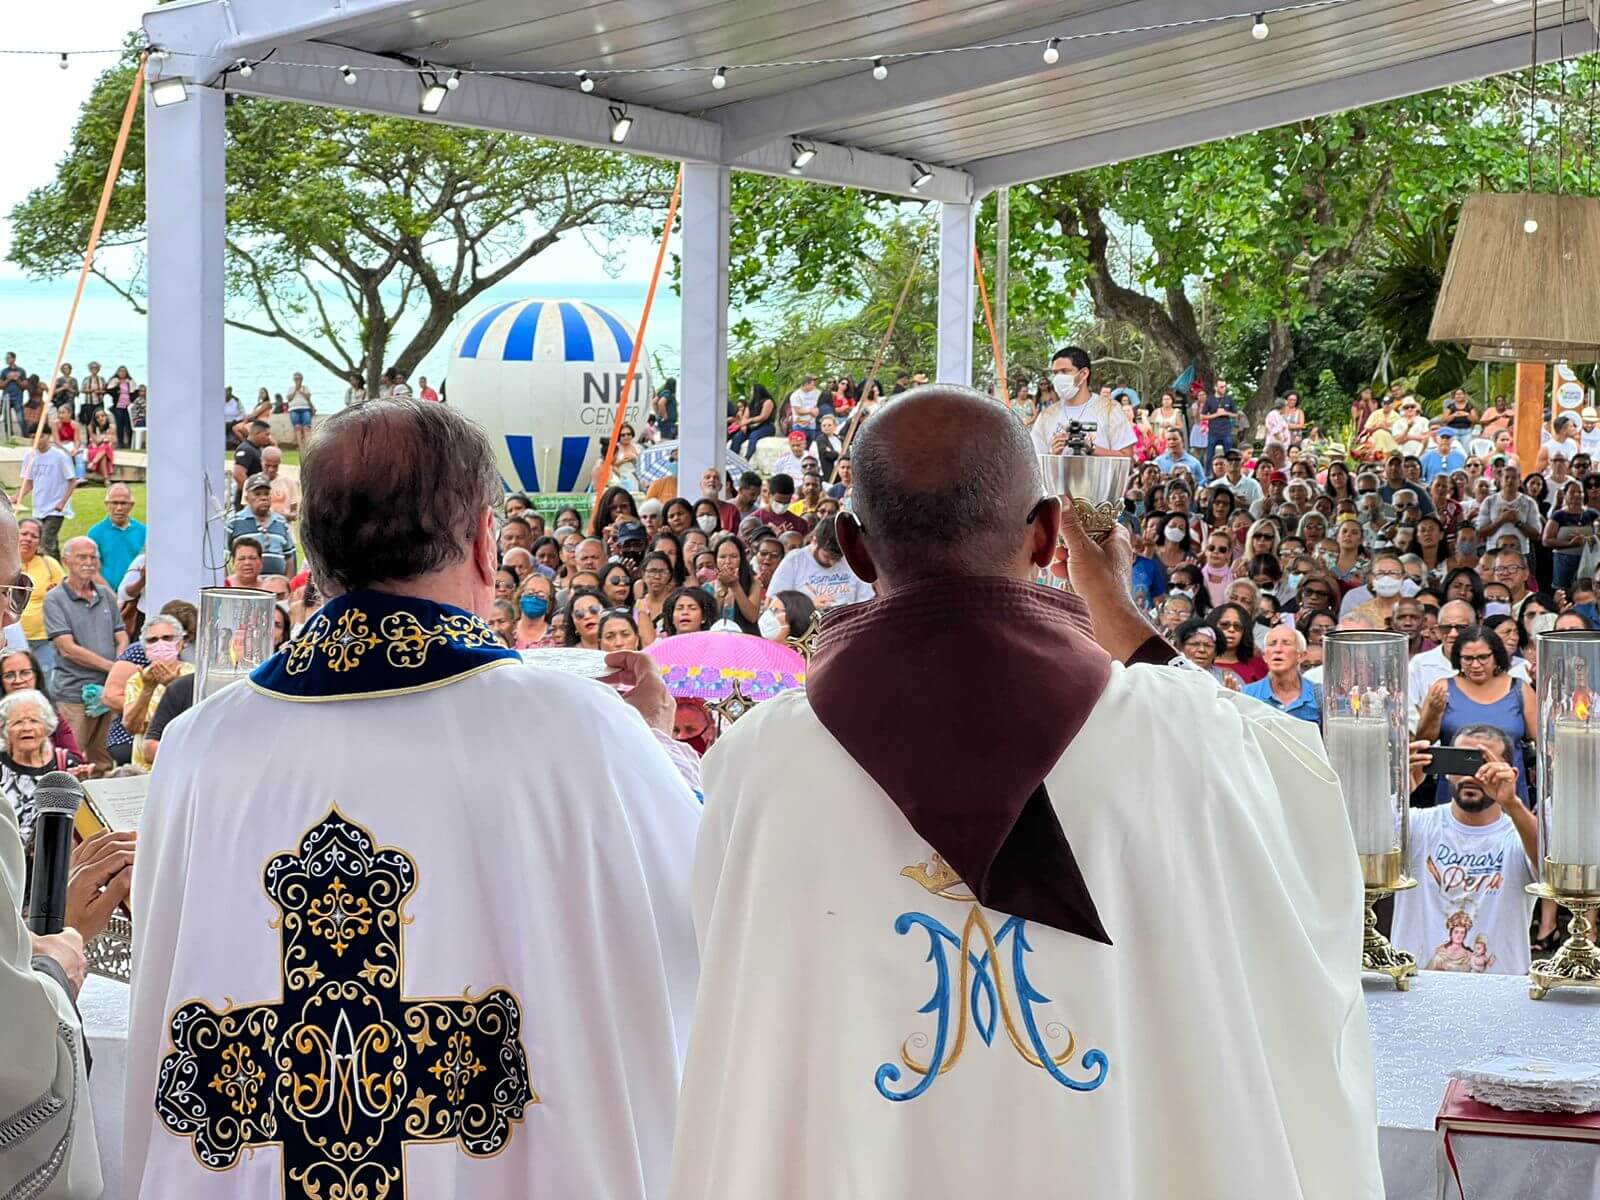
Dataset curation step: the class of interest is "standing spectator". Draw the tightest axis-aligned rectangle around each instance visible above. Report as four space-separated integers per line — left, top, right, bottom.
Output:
344 372 367 407
108 366 136 448
43 538 127 771
1416 626 1536 807
0 351 24 435
15 519 64 677
1243 624 1321 723
1475 463 1541 555
418 376 440 403
1395 728 1538 974
226 476 297 576
51 362 78 408
262 444 300 523
1542 479 1599 594
1199 378 1240 460
788 374 822 443
79 361 106 423
221 387 243 446
86 484 146 596
232 420 273 508
13 426 76 560
285 371 315 451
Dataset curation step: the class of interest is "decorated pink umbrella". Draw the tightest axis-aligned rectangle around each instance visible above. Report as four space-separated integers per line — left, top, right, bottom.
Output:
646 631 806 704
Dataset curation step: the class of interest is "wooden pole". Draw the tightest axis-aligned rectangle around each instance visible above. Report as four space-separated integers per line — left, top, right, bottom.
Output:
1514 361 1547 469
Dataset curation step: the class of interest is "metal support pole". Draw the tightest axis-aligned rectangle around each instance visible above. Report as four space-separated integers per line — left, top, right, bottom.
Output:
678 163 730 491
146 84 227 612
936 201 976 387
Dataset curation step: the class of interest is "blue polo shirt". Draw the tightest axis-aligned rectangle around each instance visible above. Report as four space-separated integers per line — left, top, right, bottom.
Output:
1242 674 1322 724
1154 451 1206 480
1419 446 1465 483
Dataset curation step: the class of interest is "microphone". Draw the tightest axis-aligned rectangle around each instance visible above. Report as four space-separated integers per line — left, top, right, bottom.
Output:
27 772 84 936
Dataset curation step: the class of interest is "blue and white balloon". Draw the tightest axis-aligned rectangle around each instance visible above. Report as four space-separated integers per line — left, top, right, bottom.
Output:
447 298 650 494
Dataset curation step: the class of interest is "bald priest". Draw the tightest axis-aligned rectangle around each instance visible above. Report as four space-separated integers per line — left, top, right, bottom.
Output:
671 387 1381 1199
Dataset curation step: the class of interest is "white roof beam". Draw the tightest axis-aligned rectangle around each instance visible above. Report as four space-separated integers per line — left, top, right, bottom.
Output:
714 0 1249 160
731 140 970 205
143 0 453 75
966 15 1597 192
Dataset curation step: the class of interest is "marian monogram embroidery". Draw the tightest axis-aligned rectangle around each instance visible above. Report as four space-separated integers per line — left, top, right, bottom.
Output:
875 855 1109 1103
155 810 536 1199
285 607 502 677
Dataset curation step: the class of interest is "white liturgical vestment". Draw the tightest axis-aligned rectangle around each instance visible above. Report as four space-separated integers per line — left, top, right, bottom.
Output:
125 591 699 1200
673 662 1381 1199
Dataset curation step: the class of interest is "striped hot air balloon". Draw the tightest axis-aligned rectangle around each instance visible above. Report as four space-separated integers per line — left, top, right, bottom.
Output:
447 298 651 494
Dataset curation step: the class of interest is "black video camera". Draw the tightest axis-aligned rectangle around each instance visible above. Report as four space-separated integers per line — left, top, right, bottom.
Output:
1065 419 1098 456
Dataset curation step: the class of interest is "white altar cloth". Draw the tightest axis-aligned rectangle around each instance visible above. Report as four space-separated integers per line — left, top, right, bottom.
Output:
75 970 1600 1199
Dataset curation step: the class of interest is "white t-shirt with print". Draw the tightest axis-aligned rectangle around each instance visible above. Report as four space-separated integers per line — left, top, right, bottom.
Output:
1391 805 1535 976
767 547 873 609
1029 396 1136 455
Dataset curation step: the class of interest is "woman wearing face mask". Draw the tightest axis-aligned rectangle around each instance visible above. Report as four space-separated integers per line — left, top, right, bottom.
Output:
1167 564 1210 621
514 575 558 649
120 614 194 769
1154 514 1196 573
693 498 725 537
711 538 763 634
760 589 816 643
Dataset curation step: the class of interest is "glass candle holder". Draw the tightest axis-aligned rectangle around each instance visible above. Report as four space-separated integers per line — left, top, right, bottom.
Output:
1534 630 1600 895
1322 631 1410 889
195 587 275 700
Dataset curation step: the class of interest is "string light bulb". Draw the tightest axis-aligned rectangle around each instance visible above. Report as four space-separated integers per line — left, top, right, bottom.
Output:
578 70 595 93
236 58 253 77
712 66 728 89
872 57 888 81
58 53 69 70
341 65 357 85
1043 38 1061 64
445 69 461 90
1251 13 1269 40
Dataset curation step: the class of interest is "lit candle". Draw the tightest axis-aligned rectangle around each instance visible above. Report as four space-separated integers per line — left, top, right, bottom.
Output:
1551 718 1600 867
1326 706 1395 855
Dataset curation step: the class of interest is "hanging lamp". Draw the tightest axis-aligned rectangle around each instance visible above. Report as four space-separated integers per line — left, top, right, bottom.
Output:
1429 2 1600 362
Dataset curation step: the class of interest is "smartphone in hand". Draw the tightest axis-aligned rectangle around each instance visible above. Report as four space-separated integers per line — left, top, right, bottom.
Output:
1422 745 1487 779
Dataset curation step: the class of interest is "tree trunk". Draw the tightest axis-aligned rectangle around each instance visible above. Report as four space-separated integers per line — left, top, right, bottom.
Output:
1251 321 1296 435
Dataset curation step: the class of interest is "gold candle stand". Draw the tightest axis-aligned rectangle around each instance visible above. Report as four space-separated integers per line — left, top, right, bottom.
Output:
1526 861 1600 1000
1361 851 1417 991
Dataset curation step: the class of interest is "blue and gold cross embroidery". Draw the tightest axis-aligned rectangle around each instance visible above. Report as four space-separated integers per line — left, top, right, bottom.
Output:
155 810 536 1198
875 854 1109 1102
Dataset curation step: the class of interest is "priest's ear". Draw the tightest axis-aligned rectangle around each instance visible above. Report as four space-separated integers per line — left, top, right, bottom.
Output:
472 507 497 584
835 510 878 584
1027 495 1062 570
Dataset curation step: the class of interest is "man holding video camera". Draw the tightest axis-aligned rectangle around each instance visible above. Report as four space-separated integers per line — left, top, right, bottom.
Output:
1394 727 1539 975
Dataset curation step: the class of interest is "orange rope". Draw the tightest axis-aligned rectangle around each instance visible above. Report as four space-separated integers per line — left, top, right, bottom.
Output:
596 164 683 493
973 244 1007 408
39 52 149 450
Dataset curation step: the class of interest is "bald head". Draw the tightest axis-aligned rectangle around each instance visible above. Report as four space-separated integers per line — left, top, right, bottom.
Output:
847 386 1043 586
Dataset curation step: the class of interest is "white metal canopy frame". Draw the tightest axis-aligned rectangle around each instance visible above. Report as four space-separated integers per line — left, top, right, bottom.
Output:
137 0 1597 611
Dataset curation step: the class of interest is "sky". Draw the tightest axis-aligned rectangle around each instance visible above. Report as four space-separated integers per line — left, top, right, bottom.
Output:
0 0 658 284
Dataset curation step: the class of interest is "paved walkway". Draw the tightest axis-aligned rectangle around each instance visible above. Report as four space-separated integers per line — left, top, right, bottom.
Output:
0 445 301 488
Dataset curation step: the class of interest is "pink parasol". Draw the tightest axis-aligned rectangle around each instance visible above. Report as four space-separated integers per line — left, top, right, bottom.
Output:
646 631 806 702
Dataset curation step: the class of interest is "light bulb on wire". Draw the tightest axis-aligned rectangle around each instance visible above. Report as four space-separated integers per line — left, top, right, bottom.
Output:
872 57 888 81
341 65 357 85
58 53 69 70
712 66 728 90
1043 38 1061 64
237 58 253 77
445 70 461 90
1251 13 1269 40
578 70 595 93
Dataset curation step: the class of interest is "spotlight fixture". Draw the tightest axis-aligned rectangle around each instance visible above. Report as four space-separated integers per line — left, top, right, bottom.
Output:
609 104 633 144
712 66 728 90
1251 13 1269 40
419 74 449 114
59 53 69 71
445 69 461 90
1043 38 1061 64
150 76 189 107
910 162 934 190
341 65 357 85
237 58 253 77
872 57 888 81
578 70 595 93
789 140 817 173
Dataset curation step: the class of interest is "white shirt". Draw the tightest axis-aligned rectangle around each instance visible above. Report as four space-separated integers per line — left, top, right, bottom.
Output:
1474 492 1541 552
767 547 874 609
1221 473 1264 508
770 452 808 482
788 387 821 429
1030 395 1136 455
1391 805 1535 976
22 446 75 518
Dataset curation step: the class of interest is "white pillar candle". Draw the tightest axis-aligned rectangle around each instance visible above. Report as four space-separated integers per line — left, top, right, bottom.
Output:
1326 714 1394 855
1551 721 1600 867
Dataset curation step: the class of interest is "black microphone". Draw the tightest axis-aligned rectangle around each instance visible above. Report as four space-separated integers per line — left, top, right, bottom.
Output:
27 771 83 936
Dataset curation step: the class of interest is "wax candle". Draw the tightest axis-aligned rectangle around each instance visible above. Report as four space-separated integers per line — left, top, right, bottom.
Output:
1551 721 1600 867
1325 713 1394 855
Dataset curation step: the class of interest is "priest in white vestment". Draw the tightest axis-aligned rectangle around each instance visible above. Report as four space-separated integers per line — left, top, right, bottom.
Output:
672 387 1381 1200
126 400 699 1200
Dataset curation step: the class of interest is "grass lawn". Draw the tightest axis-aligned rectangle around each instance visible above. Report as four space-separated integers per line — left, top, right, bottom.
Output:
60 481 148 546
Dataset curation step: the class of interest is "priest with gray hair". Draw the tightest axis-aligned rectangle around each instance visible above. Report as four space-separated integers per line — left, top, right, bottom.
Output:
125 399 700 1199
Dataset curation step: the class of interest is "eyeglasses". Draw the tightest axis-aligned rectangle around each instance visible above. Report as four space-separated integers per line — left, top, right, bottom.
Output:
572 605 603 620
0 575 33 623
145 633 180 643
1 669 34 682
1216 621 1244 631
1438 622 1471 633
1459 652 1496 665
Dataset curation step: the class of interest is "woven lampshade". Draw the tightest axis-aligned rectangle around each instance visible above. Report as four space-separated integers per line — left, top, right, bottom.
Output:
1429 192 1600 362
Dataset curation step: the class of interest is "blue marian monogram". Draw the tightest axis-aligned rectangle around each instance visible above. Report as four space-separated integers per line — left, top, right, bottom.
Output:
875 855 1110 1103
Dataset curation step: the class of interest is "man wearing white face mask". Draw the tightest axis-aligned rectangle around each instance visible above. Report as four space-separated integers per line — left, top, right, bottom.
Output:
1345 552 1408 628
1030 346 1136 458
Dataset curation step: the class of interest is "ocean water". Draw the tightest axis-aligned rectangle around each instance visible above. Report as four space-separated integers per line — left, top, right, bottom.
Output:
0 274 693 401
